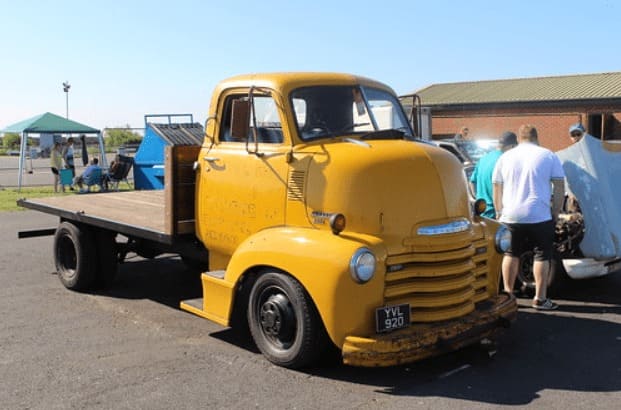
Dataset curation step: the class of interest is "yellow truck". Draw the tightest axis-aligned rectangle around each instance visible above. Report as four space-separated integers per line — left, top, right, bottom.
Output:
18 73 517 368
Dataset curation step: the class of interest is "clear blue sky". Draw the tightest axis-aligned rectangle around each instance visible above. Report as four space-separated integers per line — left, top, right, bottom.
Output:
1 0 619 131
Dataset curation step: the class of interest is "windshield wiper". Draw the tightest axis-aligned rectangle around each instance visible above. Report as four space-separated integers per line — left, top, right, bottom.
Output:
340 122 371 132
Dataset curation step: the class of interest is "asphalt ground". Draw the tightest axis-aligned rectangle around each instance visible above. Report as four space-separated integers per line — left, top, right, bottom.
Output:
1 210 620 409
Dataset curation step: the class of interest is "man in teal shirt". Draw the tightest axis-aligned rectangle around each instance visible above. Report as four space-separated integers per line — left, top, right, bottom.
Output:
470 131 517 218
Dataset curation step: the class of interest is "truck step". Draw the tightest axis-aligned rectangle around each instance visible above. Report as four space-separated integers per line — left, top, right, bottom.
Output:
181 298 203 311
205 270 225 279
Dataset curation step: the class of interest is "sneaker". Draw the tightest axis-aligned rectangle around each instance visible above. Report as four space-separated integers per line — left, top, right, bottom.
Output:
532 298 558 311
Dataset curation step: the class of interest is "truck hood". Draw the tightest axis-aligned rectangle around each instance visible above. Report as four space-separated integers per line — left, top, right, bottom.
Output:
556 135 621 259
303 139 471 255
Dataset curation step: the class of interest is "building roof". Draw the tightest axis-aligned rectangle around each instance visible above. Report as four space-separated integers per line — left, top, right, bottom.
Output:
1 112 100 134
411 72 621 106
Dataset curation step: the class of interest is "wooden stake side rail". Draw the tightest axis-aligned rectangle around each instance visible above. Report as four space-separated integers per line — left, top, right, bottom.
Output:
17 190 174 244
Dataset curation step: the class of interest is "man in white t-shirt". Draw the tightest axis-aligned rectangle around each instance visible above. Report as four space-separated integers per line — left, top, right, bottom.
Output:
492 124 565 310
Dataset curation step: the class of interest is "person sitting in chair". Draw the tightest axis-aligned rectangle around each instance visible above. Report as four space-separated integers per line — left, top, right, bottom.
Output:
74 157 102 191
103 155 123 191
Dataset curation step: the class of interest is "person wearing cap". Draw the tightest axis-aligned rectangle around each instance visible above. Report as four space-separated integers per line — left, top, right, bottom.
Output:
566 123 588 212
469 131 517 219
568 123 588 144
454 126 469 140
492 125 565 311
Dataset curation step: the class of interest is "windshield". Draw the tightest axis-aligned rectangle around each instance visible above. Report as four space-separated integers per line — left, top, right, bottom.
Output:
454 140 498 164
290 85 413 141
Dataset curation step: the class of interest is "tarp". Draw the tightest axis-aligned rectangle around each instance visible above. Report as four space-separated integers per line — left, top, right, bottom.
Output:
1 112 100 134
1 112 105 190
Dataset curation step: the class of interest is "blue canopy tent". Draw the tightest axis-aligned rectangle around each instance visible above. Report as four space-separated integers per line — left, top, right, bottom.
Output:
1 112 106 190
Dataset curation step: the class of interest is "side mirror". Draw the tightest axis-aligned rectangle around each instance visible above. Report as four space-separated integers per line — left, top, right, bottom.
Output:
231 99 250 141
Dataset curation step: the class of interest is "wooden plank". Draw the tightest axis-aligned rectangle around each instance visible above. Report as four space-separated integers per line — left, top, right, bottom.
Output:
165 147 175 235
21 190 167 234
165 145 200 236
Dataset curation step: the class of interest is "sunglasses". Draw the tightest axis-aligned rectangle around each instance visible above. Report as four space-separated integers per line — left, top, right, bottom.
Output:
571 132 583 137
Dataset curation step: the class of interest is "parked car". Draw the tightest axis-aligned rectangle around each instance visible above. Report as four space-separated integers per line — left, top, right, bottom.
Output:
430 138 498 179
523 135 621 293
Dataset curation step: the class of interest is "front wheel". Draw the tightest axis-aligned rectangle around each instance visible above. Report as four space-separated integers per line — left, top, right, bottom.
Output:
247 271 326 369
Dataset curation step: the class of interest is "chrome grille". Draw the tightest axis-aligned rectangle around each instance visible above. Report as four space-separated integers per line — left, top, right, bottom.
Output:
385 235 491 323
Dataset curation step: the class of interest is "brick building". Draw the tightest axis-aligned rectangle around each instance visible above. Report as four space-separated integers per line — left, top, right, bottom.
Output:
407 72 621 151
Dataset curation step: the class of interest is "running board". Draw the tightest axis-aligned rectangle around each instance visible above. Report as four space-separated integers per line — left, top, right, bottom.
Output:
180 271 235 327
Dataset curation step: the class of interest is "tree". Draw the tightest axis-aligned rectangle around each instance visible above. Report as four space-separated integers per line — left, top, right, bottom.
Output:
104 127 142 148
2 133 20 149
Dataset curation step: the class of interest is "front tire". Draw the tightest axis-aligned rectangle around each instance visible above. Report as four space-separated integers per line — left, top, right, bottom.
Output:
53 221 97 290
247 271 326 369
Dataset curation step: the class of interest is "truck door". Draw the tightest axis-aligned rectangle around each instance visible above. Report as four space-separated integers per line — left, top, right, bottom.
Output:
196 91 289 267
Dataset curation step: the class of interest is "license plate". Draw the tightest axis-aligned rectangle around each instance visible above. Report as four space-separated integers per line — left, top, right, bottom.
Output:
376 304 410 333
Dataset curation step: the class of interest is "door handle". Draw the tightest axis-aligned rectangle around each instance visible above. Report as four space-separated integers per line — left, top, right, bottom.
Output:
204 156 220 162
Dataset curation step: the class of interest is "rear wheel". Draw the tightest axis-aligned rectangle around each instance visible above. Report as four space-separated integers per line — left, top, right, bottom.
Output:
53 221 97 290
247 271 326 369
93 229 119 289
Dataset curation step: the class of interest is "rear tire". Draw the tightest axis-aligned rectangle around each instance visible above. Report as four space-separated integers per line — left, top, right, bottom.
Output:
53 222 97 290
93 229 119 289
247 271 326 369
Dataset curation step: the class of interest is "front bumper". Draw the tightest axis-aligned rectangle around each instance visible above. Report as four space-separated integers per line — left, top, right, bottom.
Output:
342 293 517 367
563 258 621 279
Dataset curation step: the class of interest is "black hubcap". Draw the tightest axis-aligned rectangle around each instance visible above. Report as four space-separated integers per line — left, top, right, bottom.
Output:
259 292 295 345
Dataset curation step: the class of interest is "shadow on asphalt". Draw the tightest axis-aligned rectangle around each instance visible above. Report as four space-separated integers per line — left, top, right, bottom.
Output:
93 255 621 406
555 270 621 305
97 254 202 308
304 311 621 405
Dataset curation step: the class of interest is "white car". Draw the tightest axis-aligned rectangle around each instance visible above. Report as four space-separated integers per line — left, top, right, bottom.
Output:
554 136 621 279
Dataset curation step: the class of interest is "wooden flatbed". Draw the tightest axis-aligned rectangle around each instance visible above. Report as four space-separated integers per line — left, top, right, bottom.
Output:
18 190 174 244
17 145 200 246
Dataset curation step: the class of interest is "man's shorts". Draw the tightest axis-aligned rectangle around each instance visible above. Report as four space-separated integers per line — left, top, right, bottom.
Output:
505 220 555 261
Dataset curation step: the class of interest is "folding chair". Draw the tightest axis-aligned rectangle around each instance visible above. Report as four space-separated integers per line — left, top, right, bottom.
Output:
82 168 104 192
104 155 134 191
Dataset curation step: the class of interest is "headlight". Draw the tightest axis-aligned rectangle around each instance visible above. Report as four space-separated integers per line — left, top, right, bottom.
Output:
495 224 511 253
350 248 376 283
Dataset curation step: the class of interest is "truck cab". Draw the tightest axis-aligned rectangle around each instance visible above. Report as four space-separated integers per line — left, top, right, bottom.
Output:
182 73 517 368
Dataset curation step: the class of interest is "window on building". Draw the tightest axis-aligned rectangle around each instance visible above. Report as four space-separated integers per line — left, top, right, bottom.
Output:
588 113 603 138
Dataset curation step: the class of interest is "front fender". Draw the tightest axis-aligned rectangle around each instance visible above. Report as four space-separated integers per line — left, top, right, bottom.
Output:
225 227 388 347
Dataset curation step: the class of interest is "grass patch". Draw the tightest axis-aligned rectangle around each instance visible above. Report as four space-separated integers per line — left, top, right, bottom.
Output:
0 186 72 212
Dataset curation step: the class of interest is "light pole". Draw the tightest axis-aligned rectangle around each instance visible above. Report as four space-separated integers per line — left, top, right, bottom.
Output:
62 81 71 119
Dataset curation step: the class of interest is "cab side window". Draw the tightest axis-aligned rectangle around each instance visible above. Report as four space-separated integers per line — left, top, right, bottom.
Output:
220 94 284 144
